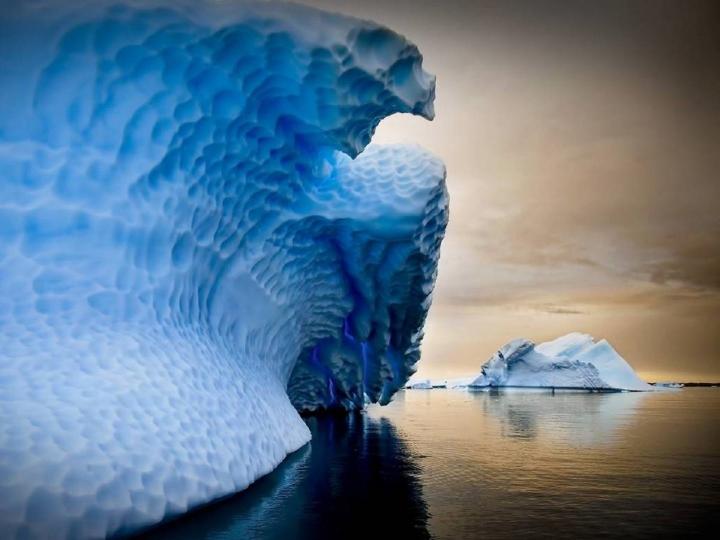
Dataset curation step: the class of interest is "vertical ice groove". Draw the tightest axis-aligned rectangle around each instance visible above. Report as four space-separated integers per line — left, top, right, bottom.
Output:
0 1 448 538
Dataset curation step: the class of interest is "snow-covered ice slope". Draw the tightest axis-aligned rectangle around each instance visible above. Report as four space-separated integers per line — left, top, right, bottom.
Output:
469 333 652 391
0 1 447 537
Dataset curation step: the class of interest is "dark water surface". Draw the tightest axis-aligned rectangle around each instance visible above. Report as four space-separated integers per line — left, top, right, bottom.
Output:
140 389 720 539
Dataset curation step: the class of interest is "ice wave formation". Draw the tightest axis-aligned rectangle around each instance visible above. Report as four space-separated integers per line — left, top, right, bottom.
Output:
0 1 448 538
469 333 652 391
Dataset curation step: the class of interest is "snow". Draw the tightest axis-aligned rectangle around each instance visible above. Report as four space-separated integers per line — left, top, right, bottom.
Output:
0 1 447 538
469 333 653 391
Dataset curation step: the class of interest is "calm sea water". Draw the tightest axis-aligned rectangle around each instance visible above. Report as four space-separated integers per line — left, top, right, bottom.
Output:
140 388 720 539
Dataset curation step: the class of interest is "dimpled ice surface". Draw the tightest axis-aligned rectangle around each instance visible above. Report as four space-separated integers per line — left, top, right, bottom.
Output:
0 1 448 537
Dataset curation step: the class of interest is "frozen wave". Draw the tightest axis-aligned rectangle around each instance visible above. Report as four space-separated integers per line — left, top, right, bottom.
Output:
0 1 447 537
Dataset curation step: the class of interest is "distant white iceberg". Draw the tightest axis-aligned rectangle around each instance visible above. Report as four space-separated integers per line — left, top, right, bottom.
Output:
406 378 434 389
468 333 652 392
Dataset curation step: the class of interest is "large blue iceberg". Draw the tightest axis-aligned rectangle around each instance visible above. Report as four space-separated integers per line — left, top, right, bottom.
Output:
0 1 448 537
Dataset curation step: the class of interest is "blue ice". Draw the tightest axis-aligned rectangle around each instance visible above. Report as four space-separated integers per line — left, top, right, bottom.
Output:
0 1 447 537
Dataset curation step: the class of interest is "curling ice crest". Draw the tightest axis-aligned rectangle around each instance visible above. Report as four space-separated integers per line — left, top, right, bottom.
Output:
0 1 448 538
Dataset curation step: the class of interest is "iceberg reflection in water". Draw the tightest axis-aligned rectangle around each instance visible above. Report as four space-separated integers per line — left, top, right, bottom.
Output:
138 414 430 540
140 389 720 539
477 388 649 445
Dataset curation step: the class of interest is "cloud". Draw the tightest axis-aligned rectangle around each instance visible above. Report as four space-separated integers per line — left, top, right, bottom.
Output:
309 0 720 378
535 305 585 315
644 234 720 292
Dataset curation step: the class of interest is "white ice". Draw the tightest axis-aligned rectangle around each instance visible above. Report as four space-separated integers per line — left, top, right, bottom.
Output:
468 333 652 391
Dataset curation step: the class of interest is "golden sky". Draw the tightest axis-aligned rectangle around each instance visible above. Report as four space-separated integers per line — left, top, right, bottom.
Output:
306 0 720 381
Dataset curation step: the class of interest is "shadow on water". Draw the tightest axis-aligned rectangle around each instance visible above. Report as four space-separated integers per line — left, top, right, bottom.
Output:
136 413 430 540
